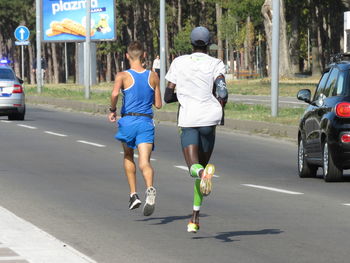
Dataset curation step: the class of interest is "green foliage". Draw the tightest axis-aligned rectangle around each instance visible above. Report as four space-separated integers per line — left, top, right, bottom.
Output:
171 21 193 55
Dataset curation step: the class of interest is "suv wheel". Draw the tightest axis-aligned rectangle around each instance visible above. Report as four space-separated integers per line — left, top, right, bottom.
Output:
323 141 342 182
8 111 25 121
298 139 317 178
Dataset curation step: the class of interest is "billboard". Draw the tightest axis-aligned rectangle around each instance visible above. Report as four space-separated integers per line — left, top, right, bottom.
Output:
42 0 116 42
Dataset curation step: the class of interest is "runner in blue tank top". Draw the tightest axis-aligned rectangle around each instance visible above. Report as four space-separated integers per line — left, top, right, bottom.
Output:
108 41 162 216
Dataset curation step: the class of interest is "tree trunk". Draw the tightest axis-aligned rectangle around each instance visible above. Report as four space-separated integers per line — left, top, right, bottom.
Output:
178 0 182 31
106 52 112 82
310 0 322 76
216 3 224 60
51 43 59 84
261 0 292 77
289 7 300 74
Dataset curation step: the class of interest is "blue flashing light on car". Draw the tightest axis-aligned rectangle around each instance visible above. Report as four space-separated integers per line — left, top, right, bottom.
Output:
0 59 11 65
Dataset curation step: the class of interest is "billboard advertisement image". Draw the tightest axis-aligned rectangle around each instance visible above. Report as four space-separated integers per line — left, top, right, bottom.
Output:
42 0 116 42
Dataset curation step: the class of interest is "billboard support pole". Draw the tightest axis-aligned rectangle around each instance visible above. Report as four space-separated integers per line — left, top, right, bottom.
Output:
84 0 91 99
160 0 166 103
36 0 42 93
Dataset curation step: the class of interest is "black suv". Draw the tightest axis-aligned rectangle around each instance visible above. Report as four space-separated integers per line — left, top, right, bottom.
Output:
297 54 350 182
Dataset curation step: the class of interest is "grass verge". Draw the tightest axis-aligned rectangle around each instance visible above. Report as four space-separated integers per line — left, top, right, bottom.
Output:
26 80 309 126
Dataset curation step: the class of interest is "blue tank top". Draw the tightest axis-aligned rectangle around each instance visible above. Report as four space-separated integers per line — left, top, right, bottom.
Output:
121 69 154 116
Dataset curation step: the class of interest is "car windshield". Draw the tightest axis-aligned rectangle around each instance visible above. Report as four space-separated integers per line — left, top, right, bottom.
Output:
0 68 15 80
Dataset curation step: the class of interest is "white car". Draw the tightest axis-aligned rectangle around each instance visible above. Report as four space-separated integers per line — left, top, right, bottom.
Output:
0 60 25 120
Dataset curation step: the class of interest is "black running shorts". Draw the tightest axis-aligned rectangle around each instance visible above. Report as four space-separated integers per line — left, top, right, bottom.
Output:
180 126 216 152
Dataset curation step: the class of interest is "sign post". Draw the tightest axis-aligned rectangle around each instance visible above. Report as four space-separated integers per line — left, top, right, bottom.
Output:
160 0 166 103
36 0 42 93
14 26 30 81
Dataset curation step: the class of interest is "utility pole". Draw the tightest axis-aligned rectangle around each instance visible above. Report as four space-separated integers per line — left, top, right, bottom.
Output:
271 0 280 117
36 0 42 93
84 0 91 99
160 0 166 102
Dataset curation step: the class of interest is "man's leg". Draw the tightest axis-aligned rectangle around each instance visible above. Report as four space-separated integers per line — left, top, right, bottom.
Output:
181 127 216 232
122 143 141 210
122 143 136 194
180 128 203 232
137 142 154 188
197 126 216 196
138 142 156 216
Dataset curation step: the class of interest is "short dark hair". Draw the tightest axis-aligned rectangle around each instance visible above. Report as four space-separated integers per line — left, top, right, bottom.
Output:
127 41 144 60
192 44 208 53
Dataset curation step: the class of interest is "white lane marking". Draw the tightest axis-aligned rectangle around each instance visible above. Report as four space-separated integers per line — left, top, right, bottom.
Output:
17 124 37 129
0 206 96 263
77 140 106 148
0 120 12 123
175 165 219 177
119 152 156 161
242 184 304 195
0 256 25 261
343 203 350 206
44 131 67 137
175 165 188 171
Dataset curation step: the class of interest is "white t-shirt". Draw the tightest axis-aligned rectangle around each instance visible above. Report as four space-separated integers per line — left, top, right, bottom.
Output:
152 58 160 70
165 52 226 127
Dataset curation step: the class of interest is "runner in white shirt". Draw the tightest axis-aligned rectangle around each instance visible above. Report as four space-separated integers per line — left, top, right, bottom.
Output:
164 26 228 233
152 55 161 78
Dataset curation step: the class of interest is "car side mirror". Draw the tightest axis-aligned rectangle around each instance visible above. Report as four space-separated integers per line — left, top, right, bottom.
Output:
297 89 312 104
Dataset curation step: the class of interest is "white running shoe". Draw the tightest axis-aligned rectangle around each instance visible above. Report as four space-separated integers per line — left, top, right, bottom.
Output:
200 164 215 196
143 186 156 216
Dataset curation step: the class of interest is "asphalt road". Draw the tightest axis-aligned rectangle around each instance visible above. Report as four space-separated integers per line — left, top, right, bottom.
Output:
1 106 350 263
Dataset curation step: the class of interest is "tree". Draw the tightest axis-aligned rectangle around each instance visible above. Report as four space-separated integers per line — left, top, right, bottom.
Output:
262 0 292 77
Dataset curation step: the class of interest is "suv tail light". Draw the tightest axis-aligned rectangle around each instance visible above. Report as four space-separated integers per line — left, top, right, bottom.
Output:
12 84 23 93
336 102 350 117
341 134 350 143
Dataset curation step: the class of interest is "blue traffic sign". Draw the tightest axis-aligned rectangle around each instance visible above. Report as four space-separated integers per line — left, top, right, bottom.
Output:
14 26 30 41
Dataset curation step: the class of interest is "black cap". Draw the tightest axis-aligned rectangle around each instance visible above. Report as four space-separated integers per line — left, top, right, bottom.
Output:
190 26 210 47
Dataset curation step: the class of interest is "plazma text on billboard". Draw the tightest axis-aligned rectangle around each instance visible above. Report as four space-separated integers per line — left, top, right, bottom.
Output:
42 0 116 42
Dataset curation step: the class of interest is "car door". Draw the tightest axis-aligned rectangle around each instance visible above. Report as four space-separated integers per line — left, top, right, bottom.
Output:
309 67 339 159
303 69 331 159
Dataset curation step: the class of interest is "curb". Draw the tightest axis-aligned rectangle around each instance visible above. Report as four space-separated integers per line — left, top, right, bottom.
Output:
27 95 298 141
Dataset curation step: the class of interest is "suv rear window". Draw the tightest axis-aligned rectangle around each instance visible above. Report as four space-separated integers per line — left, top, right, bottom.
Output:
0 68 15 80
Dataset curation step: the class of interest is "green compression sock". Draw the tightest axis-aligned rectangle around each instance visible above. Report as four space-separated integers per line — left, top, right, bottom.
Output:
193 178 203 209
190 164 204 178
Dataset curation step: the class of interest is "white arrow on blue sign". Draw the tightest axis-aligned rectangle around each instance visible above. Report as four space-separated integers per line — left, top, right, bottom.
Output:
14 26 30 41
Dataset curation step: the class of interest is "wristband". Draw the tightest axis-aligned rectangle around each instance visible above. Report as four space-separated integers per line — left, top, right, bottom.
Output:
109 107 117 113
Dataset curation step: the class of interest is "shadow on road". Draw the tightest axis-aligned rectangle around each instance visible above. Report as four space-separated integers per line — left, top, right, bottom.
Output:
137 214 208 225
192 229 283 243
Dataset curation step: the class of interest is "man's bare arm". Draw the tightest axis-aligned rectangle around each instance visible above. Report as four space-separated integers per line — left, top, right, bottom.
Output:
108 72 123 122
151 71 162 109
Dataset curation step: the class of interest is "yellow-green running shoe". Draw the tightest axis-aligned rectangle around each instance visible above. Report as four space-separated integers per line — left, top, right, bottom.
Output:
187 221 200 233
200 164 215 196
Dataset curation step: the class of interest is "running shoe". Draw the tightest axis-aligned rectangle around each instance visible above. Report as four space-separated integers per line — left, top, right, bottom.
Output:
129 193 141 210
200 164 215 196
187 221 200 233
143 186 156 216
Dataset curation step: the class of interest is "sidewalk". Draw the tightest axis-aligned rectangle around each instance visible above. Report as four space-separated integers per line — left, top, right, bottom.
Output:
26 95 298 142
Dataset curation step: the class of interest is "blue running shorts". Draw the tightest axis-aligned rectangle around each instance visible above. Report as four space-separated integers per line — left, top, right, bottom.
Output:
115 116 155 149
